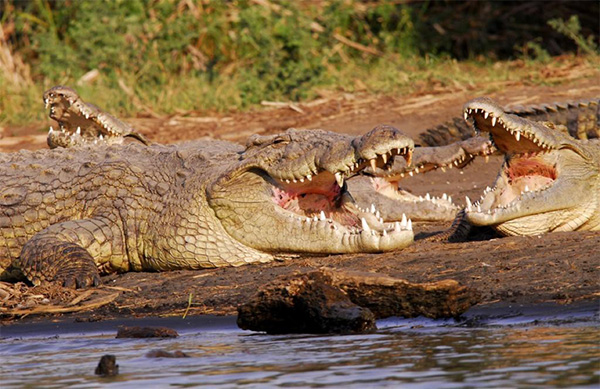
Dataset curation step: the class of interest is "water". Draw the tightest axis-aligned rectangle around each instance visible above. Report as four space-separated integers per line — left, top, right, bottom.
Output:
1 303 599 388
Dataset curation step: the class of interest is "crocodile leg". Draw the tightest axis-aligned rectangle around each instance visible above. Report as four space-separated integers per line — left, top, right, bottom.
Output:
16 217 125 288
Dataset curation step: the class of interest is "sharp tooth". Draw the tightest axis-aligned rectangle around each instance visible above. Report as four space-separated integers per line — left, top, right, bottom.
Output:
285 179 290 184
484 111 489 119
524 185 530 192
370 204 376 214
442 193 447 200
515 131 521 141
335 172 344 187
465 196 472 211
468 108 472 114
491 117 497 127
49 126 54 134
361 218 370 231
448 196 452 203
320 211 326 220
454 160 459 166
394 222 401 231
99 134 104 140
415 167 419 174
382 153 387 164
441 166 446 172
382 229 387 237
407 219 412 231
425 193 431 200
307 174 312 181
44 98 49 108
375 210 380 219
313 215 318 222
85 113 89 119
409 171 413 177
76 127 81 135
300 178 304 183
477 204 481 212
370 159 377 170
463 111 468 120
401 214 407 228
293 179 297 183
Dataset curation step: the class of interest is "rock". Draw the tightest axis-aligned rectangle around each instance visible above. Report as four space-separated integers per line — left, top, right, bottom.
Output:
115 326 179 338
325 269 480 319
237 269 479 334
145 349 190 358
237 271 376 334
95 354 118 376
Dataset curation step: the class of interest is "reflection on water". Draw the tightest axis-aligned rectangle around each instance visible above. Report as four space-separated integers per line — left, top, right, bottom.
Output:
1 318 599 388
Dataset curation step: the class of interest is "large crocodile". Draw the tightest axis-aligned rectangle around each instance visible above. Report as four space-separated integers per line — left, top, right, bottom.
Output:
0 126 414 288
443 97 600 238
44 86 150 148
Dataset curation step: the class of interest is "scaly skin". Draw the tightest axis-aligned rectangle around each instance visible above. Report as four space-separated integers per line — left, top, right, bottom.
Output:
419 98 599 146
0 126 414 288
43 86 150 148
459 97 600 236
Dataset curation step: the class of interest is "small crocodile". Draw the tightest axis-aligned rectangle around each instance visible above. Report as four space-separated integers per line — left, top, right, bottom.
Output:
0 126 414 287
444 97 599 238
43 86 150 148
419 98 599 146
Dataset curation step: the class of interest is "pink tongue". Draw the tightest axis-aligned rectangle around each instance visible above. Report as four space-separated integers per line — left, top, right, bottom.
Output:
498 175 553 205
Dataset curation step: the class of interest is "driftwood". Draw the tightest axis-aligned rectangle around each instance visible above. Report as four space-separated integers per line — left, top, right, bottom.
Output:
116 326 179 338
237 269 479 334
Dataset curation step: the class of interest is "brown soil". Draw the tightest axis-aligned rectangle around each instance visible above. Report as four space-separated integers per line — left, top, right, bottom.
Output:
1 76 599 324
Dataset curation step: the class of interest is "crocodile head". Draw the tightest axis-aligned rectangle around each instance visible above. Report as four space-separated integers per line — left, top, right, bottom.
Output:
348 136 495 221
43 86 149 148
463 97 600 235
207 126 415 253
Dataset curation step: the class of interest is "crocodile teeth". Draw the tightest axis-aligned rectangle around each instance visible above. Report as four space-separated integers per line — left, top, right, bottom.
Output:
361 217 370 232
491 117 497 127
464 111 468 120
382 153 387 164
370 159 377 170
76 127 81 135
484 111 489 119
335 172 344 188
515 131 521 141
49 126 54 134
320 211 326 221
401 213 407 228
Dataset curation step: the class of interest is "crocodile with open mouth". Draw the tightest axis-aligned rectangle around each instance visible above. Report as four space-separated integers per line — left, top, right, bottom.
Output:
447 97 600 237
43 85 151 148
0 126 414 288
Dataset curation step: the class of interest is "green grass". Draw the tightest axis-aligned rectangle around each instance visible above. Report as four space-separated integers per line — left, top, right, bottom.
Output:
1 1 598 126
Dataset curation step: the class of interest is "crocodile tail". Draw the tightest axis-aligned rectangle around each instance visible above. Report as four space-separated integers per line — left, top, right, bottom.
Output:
508 99 599 140
418 117 476 147
125 131 152 146
424 209 472 242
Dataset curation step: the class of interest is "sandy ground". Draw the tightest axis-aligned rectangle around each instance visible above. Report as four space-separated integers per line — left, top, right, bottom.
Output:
0 76 599 324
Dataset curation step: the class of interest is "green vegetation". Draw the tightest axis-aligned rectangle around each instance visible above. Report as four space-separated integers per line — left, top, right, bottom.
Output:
1 1 598 126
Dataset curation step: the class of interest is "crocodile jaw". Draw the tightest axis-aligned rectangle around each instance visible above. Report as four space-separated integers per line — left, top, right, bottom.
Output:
462 97 600 235
209 169 414 254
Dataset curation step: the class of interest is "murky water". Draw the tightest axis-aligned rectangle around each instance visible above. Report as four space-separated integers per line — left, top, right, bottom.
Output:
1 303 599 388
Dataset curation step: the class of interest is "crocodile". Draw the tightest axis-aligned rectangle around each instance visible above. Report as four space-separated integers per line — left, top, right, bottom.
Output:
43 86 151 148
444 97 600 238
0 126 414 288
350 135 495 221
419 98 599 146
